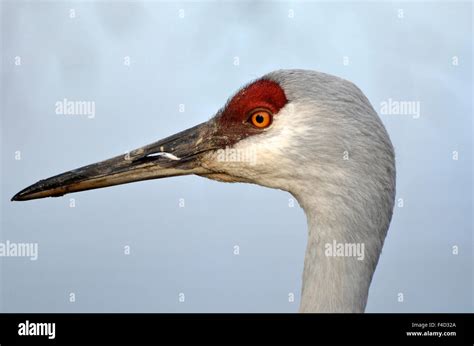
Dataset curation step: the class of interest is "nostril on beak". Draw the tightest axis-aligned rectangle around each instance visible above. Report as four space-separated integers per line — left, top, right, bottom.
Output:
145 152 181 161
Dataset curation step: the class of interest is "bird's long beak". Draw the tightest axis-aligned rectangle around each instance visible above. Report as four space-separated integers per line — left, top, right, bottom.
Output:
11 122 219 201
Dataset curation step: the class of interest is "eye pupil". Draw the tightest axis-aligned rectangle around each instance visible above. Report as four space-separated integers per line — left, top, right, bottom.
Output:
255 114 264 123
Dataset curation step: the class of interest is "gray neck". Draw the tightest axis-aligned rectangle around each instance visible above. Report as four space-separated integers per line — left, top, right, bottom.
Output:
263 69 396 312
293 183 392 313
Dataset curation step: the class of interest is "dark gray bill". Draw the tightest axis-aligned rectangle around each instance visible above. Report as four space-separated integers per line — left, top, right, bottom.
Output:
11 122 219 201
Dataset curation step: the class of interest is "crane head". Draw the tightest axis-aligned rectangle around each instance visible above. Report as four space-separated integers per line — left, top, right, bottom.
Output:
11 69 395 204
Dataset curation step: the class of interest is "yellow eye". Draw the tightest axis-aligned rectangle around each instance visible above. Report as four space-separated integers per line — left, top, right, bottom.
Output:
249 109 272 129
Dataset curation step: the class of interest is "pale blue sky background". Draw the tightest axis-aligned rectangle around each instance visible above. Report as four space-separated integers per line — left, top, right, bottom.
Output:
1 0 472 312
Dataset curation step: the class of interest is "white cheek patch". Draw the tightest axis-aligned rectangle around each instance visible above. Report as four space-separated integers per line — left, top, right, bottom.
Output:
205 102 311 190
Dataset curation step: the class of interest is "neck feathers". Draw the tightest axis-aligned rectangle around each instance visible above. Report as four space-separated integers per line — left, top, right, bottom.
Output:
299 204 385 312
293 161 395 313
263 69 396 312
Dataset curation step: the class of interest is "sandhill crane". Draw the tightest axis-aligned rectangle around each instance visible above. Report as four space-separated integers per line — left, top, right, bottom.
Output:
12 69 396 312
